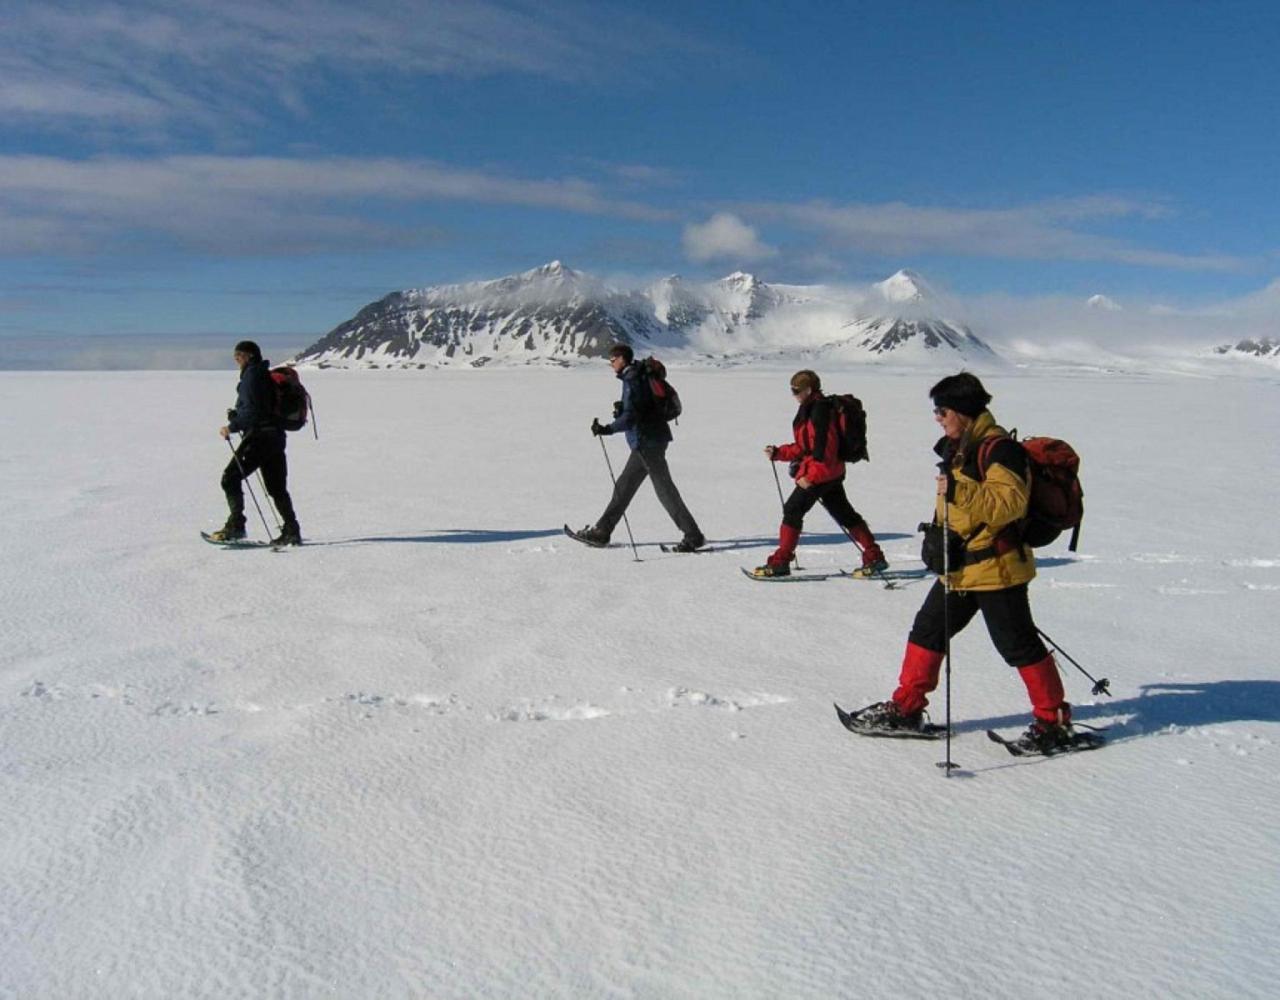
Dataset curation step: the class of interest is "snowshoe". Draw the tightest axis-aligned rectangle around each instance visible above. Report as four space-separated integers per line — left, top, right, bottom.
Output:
847 557 890 579
564 524 610 548
201 530 268 548
666 533 706 554
987 720 1105 757
835 701 945 740
271 523 303 547
205 519 246 543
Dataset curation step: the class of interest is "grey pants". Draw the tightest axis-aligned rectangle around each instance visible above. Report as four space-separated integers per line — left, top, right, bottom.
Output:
597 446 701 540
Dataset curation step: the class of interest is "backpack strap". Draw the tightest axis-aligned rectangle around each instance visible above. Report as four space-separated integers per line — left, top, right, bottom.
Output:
971 433 1029 562
808 396 832 463
975 434 1003 480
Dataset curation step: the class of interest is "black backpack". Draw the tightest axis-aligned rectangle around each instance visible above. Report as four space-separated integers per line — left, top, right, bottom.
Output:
635 357 682 422
826 393 869 463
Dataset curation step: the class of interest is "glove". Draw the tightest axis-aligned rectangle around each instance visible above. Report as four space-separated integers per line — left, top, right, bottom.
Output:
226 408 237 422
591 417 608 436
612 400 624 418
788 459 802 480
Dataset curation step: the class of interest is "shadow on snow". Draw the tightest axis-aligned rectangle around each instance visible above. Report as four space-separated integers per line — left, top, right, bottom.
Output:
328 528 565 546
317 528 919 551
952 680 1280 743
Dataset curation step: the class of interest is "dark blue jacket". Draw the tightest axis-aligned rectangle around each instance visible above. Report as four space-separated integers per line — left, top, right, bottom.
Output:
227 359 275 434
602 362 672 451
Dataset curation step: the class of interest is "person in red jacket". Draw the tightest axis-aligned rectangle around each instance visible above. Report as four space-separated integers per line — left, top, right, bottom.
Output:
754 370 887 578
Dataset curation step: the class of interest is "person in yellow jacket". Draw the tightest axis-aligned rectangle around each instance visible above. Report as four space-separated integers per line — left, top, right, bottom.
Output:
844 372 1078 754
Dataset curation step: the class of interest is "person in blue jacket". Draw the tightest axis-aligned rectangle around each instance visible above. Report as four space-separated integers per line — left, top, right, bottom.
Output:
574 344 705 552
209 340 302 545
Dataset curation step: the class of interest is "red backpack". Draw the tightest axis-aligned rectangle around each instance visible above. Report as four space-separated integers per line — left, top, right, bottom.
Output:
978 433 1083 551
269 366 316 437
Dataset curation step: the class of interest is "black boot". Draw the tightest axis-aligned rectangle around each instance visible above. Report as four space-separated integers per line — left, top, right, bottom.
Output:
574 525 610 547
271 521 302 547
669 532 706 553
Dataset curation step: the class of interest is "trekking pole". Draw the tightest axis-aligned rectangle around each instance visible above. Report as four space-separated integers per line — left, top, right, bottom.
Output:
1036 628 1112 697
768 456 802 571
770 457 787 509
226 438 274 540
937 466 960 775
598 436 641 562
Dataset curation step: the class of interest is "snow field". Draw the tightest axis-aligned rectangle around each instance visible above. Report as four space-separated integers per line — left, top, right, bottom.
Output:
1 366 1278 998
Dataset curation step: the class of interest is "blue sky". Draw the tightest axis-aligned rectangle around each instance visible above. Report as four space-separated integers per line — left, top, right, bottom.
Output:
1 0 1277 354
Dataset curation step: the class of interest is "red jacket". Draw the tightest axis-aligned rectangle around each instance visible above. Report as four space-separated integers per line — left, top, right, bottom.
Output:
773 393 845 486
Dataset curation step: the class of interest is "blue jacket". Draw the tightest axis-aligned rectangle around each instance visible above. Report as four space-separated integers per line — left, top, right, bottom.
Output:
227 359 275 434
602 362 672 451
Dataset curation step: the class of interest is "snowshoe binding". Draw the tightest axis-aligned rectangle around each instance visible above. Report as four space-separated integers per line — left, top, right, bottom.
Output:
847 557 890 579
987 720 1105 757
205 518 247 543
835 701 946 740
564 524 610 548
271 522 302 547
666 533 706 554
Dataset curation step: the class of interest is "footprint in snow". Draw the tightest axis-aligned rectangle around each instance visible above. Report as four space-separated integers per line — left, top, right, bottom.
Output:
21 680 68 701
491 701 612 722
339 692 464 715
666 686 791 712
151 701 219 716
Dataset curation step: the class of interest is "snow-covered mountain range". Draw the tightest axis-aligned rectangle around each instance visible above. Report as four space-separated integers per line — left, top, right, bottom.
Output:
293 262 996 369
1214 336 1280 361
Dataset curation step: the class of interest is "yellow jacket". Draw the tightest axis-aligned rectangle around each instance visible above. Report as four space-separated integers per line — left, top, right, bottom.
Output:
935 411 1035 592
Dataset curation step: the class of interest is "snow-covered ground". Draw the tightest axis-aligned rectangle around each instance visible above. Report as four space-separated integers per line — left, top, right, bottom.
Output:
2 364 1278 999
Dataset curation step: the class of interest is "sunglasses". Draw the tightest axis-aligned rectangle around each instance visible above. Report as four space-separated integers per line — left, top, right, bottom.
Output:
933 406 950 417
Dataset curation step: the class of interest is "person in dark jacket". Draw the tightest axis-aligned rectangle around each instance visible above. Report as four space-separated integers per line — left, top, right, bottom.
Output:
573 344 705 552
754 370 887 578
208 340 302 545
843 372 1079 755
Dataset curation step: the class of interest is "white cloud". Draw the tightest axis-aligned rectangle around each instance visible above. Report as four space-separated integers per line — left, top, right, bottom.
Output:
682 213 776 263
960 284 1280 353
0 154 674 256
1 1 697 134
748 196 1247 272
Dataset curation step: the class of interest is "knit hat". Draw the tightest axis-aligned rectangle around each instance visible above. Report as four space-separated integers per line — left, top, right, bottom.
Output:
790 369 821 393
608 343 634 364
234 340 262 361
929 372 990 418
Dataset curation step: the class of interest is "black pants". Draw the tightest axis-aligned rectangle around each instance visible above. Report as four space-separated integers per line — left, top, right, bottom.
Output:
782 477 867 532
597 446 701 540
222 429 298 528
908 581 1048 667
